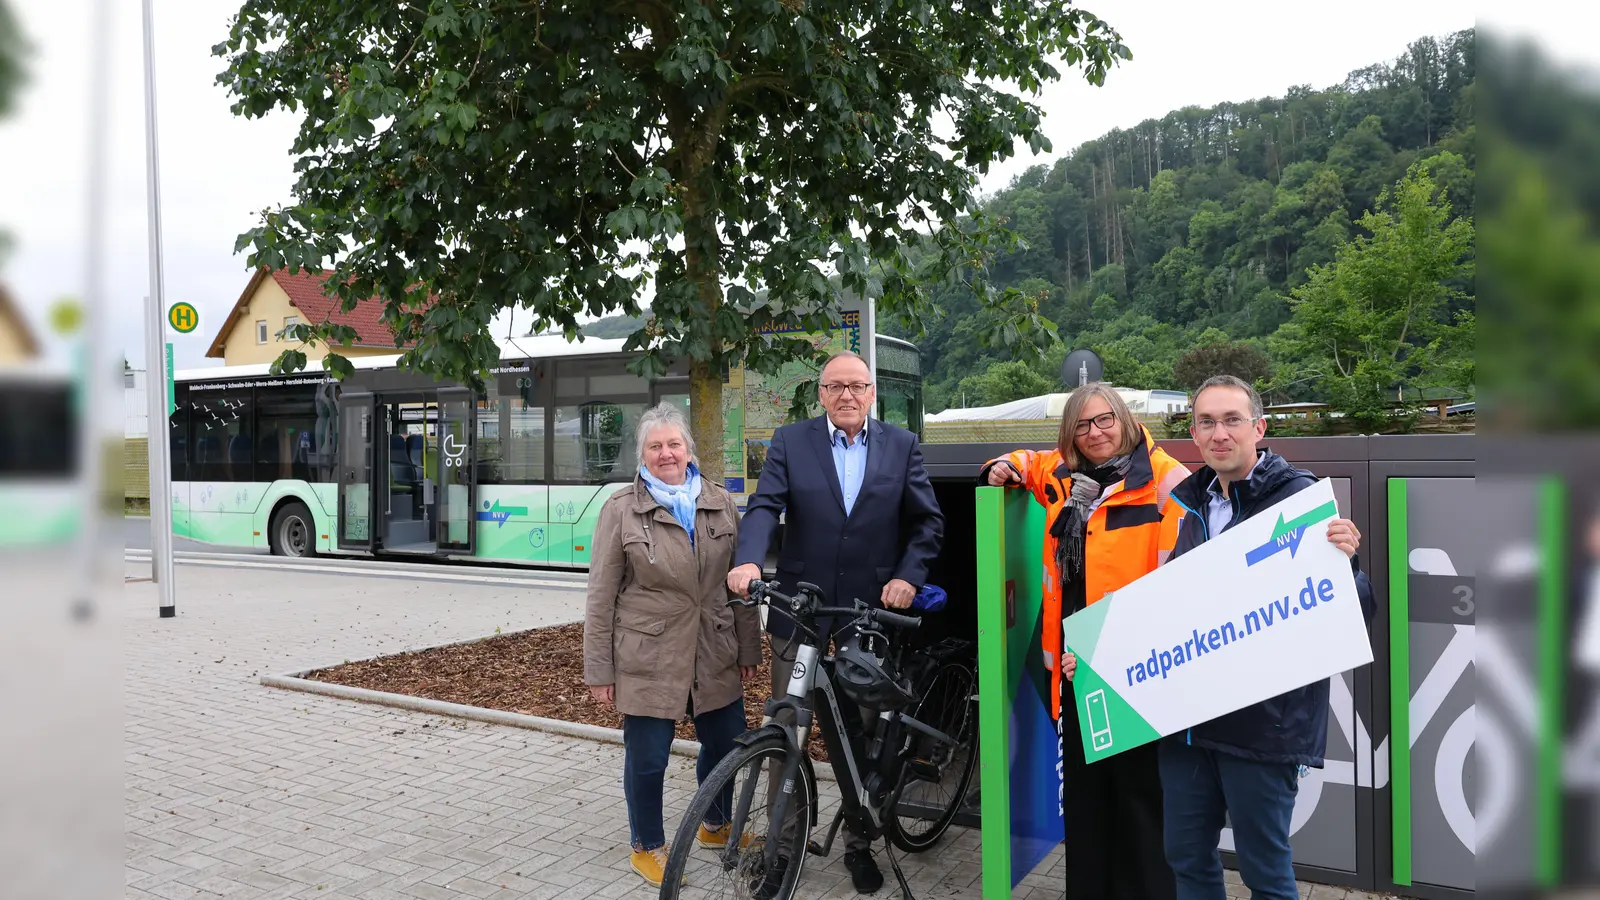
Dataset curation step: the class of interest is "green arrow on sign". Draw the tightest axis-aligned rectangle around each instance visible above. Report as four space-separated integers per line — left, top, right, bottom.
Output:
1271 499 1339 541
1245 499 1340 566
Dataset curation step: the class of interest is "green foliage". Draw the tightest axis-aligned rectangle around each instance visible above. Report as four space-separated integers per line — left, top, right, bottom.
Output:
1274 158 1474 425
878 30 1476 420
0 1 24 119
0 1 25 263
214 0 1131 474
1173 341 1274 390
954 359 1055 407
1476 34 1600 430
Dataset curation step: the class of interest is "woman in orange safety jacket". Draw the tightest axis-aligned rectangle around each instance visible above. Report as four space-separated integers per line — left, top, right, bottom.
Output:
980 381 1188 900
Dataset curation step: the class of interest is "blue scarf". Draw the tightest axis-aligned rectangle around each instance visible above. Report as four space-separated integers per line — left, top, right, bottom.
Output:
639 462 702 544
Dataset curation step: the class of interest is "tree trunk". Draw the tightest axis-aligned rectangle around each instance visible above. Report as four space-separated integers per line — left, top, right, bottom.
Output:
688 356 724 483
1083 205 1094 274
1145 128 1153 185
680 179 727 484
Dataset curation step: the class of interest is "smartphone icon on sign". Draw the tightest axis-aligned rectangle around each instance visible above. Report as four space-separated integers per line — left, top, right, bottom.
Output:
1085 690 1113 751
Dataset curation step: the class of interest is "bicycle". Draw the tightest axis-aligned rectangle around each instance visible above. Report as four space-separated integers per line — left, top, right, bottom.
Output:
659 580 979 900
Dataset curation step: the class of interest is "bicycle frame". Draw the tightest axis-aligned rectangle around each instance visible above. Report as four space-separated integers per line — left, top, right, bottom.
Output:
723 581 963 876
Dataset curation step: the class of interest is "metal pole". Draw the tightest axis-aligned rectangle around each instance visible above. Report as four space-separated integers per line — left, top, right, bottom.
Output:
142 297 173 605
141 0 175 617
74 0 112 622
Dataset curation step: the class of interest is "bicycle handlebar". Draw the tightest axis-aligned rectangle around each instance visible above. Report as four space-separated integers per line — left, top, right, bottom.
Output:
741 580 921 633
867 608 922 630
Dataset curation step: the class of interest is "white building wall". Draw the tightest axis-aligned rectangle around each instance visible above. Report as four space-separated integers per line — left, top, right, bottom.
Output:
125 369 149 437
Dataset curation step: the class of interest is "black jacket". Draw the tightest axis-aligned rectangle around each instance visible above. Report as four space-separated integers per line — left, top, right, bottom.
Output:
733 416 945 640
1166 448 1375 768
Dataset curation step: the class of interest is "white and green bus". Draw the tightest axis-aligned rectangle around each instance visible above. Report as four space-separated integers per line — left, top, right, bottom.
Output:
167 330 921 565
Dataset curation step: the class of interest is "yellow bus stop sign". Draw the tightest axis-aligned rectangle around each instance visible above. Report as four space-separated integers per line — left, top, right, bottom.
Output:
168 302 199 334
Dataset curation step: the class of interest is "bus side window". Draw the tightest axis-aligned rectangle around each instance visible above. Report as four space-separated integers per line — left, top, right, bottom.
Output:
190 389 253 483
579 401 626 481
169 385 189 482
555 357 648 484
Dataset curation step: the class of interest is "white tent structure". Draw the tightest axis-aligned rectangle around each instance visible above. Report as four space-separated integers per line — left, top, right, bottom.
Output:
927 387 1189 423
925 393 1066 423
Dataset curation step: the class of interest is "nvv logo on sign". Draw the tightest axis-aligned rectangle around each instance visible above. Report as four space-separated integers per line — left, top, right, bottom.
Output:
1244 499 1339 567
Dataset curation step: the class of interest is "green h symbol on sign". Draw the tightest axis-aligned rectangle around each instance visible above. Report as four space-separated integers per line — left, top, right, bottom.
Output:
168 302 199 334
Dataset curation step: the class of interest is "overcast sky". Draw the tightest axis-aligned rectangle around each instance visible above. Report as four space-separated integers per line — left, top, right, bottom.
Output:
0 1 1482 371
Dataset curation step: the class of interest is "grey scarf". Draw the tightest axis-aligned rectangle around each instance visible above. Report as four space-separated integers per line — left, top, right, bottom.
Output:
1051 453 1135 587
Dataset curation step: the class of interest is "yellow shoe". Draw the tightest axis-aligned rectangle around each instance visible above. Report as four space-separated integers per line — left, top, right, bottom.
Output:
697 823 759 850
631 845 679 887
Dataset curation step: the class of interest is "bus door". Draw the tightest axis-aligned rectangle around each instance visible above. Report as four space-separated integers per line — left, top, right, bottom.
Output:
436 387 475 555
382 399 434 553
336 391 377 552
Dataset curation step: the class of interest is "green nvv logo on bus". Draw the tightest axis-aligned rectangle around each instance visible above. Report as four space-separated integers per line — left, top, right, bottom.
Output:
168 302 199 334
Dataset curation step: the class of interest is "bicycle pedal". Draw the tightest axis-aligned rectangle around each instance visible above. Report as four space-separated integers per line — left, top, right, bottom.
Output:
905 759 939 780
806 840 827 856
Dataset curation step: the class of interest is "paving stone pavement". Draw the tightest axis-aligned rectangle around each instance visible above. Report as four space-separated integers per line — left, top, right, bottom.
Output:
123 560 1390 900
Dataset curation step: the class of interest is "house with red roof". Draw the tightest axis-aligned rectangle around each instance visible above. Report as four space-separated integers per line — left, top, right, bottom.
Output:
0 283 41 364
205 267 417 366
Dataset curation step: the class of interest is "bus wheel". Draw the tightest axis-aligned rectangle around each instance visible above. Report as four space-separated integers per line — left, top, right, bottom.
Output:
271 502 316 558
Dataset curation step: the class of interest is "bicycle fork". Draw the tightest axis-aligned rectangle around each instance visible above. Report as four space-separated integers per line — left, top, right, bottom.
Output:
719 710 814 875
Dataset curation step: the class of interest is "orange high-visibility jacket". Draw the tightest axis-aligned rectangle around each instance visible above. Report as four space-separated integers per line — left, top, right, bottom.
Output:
982 427 1189 719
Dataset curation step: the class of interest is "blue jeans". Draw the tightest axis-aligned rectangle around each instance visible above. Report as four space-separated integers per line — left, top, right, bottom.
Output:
622 698 746 851
1158 740 1300 900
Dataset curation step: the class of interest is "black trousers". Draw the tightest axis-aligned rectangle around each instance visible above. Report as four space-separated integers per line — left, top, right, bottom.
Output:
1060 677 1176 900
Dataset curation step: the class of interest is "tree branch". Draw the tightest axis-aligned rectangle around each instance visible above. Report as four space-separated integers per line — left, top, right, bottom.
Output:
727 72 793 102
465 33 487 84
1393 293 1415 361
611 148 639 182
395 24 427 72
695 73 793 167
611 0 676 39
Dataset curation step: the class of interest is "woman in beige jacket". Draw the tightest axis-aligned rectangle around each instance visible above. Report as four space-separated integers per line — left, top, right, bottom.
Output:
583 402 762 887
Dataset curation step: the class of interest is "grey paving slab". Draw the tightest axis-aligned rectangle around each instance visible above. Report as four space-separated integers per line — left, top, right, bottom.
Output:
124 561 1380 899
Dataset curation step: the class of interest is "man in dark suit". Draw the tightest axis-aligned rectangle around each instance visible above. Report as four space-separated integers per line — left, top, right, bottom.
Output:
728 350 945 893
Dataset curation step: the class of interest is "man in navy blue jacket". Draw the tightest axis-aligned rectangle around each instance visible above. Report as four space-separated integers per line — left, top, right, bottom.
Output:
1160 376 1375 900
728 350 945 893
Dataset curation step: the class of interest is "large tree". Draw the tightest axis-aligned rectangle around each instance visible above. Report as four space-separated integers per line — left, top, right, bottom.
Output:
0 1 26 263
0 1 23 119
215 0 1128 479
1173 340 1273 391
1274 156 1474 423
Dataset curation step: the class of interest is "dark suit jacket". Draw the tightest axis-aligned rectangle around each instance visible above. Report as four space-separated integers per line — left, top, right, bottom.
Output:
733 416 945 640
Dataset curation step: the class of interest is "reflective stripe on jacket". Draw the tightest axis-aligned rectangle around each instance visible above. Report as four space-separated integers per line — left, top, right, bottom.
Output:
980 426 1189 719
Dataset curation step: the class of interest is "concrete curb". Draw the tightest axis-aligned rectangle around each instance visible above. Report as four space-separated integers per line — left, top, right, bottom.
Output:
262 671 836 781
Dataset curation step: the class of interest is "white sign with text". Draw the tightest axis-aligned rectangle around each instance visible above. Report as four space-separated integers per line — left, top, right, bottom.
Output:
1062 479 1374 762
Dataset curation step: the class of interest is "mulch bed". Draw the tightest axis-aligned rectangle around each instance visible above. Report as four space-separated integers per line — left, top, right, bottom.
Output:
303 623 829 761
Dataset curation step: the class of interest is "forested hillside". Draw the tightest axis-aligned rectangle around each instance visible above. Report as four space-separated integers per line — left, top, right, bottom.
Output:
887 30 1475 415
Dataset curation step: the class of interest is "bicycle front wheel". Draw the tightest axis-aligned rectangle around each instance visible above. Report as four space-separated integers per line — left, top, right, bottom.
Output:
885 660 978 853
660 736 814 900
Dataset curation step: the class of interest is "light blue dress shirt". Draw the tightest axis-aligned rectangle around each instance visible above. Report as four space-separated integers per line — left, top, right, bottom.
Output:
828 418 869 516
1205 457 1259 537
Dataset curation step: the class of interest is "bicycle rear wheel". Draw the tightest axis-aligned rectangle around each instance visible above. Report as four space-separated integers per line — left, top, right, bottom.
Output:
885 660 978 853
660 737 814 900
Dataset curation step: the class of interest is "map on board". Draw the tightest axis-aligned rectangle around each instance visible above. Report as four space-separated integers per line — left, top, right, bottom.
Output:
722 310 863 503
